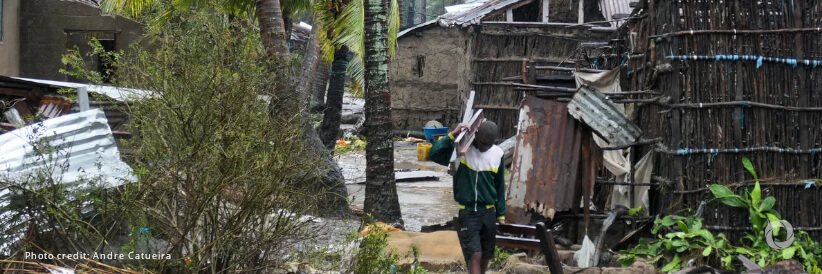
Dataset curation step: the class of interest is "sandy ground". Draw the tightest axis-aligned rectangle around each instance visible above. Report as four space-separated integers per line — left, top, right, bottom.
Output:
337 144 459 232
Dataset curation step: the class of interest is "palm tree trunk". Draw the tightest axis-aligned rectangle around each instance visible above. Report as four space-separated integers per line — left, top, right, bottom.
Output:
363 0 402 224
310 61 330 112
256 0 349 215
319 46 350 149
256 0 290 59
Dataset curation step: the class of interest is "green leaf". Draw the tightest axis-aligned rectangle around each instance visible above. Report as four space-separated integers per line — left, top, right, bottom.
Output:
676 246 687 253
722 255 733 268
759 197 775 212
710 184 735 197
710 185 748 207
735 247 753 255
717 239 726 248
742 157 758 180
703 246 713 256
691 218 703 231
671 240 685 247
677 221 690 233
661 215 677 226
751 181 761 207
766 213 781 235
694 229 715 242
715 195 749 208
619 255 635 267
660 255 681 273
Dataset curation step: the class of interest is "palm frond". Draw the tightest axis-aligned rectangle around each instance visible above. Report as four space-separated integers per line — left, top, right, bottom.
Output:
327 0 400 93
100 0 162 18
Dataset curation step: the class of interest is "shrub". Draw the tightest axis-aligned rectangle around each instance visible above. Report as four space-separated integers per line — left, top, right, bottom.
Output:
57 11 332 272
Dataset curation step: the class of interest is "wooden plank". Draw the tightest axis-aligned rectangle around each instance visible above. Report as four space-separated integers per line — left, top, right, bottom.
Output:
497 223 538 236
496 235 541 251
0 87 39 98
536 222 564 274
395 170 440 182
450 90 476 173
506 8 514 22
578 0 584 24
456 110 485 156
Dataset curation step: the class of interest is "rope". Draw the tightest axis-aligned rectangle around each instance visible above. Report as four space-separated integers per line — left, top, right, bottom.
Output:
667 54 822 68
661 146 822 155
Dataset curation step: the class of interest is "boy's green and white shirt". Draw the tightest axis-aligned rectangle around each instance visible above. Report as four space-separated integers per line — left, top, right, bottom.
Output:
428 133 507 221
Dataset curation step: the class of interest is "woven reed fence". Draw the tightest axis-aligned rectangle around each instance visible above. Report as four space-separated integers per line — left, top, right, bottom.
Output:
469 24 611 139
620 0 822 241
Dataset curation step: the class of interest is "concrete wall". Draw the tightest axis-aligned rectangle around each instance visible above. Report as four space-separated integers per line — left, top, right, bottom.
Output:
390 27 468 131
20 0 144 81
0 0 21 76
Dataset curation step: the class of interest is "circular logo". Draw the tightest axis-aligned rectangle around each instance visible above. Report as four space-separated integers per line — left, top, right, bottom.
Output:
765 220 794 249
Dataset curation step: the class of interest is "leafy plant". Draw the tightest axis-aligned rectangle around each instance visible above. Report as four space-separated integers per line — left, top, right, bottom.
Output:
353 222 400 274
490 246 511 269
710 157 781 238
620 157 822 273
618 215 733 272
629 206 645 217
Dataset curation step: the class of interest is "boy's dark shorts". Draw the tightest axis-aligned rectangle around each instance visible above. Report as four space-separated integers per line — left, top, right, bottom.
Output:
457 207 497 262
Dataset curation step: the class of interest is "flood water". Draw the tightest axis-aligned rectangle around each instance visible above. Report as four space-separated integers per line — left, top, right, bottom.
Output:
338 146 458 231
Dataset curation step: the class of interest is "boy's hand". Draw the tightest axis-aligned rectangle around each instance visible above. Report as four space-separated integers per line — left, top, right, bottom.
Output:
450 123 469 136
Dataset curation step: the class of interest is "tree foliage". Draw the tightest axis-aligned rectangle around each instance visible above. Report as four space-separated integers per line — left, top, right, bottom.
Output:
60 11 330 271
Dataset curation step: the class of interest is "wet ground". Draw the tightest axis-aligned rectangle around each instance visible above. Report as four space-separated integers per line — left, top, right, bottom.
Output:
337 144 459 232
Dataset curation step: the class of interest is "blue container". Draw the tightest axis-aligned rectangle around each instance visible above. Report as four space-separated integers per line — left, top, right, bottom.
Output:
423 127 450 143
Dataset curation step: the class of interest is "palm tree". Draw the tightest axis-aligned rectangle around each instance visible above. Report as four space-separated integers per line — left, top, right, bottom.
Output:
362 0 402 224
315 0 399 148
101 0 350 214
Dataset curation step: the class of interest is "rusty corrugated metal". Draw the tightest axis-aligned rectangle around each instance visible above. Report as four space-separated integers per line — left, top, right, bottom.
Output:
507 96 599 223
567 86 641 147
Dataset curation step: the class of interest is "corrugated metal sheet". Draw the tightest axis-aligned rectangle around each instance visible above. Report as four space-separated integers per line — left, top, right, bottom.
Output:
568 87 640 147
507 96 598 223
0 109 134 253
438 0 522 27
11 77 152 102
0 108 135 189
598 0 633 27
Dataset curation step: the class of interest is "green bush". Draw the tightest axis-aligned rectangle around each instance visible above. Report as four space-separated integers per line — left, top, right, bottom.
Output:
59 11 331 272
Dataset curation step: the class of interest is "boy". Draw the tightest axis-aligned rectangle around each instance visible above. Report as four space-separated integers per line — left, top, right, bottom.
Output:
428 121 506 274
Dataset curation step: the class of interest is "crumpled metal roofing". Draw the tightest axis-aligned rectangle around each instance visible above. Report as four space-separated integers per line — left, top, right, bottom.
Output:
568 86 641 147
0 109 134 253
507 96 598 222
0 108 135 193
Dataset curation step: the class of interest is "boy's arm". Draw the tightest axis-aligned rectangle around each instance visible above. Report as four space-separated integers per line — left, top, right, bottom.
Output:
428 133 456 166
428 124 467 166
495 157 507 222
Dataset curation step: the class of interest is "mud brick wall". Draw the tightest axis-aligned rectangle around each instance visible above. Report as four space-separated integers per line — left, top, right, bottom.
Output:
19 0 144 81
390 26 466 131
